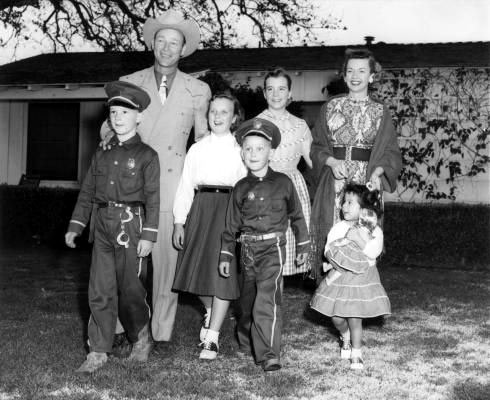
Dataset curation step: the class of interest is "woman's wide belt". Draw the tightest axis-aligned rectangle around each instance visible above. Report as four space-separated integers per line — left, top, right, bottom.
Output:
333 146 371 162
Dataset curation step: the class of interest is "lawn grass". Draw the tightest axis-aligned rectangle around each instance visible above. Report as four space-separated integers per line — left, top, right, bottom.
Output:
0 246 488 400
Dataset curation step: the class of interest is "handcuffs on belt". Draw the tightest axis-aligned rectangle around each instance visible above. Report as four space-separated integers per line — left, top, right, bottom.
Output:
116 207 134 248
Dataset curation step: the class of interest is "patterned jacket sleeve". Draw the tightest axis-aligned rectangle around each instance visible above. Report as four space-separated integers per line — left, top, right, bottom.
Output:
287 180 310 254
219 186 242 262
310 101 334 185
67 155 97 235
376 107 402 193
142 150 160 242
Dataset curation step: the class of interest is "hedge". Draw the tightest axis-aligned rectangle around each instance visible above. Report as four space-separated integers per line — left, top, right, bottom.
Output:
0 185 488 269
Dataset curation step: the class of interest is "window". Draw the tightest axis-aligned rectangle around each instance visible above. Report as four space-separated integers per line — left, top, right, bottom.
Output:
27 102 80 180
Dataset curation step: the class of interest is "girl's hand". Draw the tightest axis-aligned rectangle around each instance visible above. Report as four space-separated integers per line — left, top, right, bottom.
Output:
65 231 79 248
137 239 153 257
219 261 230 278
172 223 185 250
346 228 368 250
327 157 346 180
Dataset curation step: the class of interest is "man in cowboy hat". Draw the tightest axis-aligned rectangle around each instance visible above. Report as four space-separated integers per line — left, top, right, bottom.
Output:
103 9 211 345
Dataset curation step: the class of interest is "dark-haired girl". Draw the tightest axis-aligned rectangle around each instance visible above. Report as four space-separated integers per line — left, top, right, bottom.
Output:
310 183 390 370
257 68 313 276
309 48 402 281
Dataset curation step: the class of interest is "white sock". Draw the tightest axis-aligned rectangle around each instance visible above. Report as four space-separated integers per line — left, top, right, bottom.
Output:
206 329 219 343
351 348 362 358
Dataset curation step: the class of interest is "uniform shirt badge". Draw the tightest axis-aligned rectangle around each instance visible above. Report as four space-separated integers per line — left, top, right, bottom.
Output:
247 191 255 201
127 158 136 169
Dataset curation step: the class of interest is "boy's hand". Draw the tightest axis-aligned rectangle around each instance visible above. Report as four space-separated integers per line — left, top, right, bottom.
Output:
137 239 153 257
296 252 308 266
323 262 333 272
172 223 185 250
65 231 79 248
219 261 230 278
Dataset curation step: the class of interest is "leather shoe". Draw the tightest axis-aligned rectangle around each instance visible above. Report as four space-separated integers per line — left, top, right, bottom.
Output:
262 358 281 372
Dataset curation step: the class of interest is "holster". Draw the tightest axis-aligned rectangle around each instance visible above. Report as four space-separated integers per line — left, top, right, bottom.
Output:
88 203 98 243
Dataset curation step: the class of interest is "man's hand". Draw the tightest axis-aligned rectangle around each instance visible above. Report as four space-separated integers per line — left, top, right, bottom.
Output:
137 239 153 257
65 231 79 248
99 119 114 150
219 261 230 278
172 223 185 250
296 252 308 266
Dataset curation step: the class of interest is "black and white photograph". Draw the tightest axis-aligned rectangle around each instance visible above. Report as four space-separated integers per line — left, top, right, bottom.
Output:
0 0 488 399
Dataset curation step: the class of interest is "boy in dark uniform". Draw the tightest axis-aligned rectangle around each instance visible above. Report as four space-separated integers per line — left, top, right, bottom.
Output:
218 118 310 372
65 81 160 374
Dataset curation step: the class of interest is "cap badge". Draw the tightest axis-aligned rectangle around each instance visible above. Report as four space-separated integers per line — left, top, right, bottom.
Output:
247 191 255 201
127 158 136 169
253 119 262 130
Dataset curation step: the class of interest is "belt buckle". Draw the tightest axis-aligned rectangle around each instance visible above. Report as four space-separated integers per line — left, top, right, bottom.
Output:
345 146 352 162
108 200 116 207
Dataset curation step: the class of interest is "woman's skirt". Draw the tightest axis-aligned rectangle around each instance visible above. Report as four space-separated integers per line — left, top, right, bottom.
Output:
172 189 239 300
310 264 390 318
282 170 311 276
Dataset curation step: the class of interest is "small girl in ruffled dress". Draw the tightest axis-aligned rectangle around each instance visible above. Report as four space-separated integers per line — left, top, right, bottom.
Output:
310 182 390 370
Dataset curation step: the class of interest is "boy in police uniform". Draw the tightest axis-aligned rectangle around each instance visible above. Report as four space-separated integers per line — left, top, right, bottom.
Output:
65 81 160 374
218 118 310 372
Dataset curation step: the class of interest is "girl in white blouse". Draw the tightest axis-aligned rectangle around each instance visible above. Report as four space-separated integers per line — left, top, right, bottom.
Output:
172 93 247 360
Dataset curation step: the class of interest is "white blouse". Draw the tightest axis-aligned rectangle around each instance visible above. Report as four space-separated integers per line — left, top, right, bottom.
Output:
173 132 247 224
325 220 383 265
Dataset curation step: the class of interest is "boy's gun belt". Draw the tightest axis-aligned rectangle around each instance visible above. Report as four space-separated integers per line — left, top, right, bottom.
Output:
333 146 371 162
239 232 284 243
96 201 144 209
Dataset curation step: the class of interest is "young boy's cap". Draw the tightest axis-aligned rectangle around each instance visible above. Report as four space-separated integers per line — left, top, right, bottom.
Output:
235 118 281 149
104 81 151 111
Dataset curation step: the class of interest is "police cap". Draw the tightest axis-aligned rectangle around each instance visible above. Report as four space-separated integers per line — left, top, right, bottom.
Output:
235 118 281 149
104 81 151 111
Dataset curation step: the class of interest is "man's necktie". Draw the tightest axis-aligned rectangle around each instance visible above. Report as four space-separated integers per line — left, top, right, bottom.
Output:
159 75 167 105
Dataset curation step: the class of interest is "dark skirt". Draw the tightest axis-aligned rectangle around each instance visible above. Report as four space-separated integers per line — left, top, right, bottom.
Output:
172 190 239 300
310 264 391 318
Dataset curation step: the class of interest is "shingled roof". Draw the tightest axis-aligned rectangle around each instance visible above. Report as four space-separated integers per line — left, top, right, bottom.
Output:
0 42 488 86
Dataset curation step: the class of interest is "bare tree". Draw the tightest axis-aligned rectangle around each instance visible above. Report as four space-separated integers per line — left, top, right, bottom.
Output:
0 0 345 57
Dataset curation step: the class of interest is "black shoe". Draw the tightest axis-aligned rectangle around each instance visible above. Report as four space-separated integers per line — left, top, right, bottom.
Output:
262 358 281 372
111 333 132 359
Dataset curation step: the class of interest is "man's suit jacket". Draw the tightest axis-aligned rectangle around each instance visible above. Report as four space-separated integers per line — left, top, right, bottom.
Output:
120 67 211 212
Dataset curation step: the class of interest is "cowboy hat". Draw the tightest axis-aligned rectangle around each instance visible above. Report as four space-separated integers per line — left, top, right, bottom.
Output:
143 9 200 58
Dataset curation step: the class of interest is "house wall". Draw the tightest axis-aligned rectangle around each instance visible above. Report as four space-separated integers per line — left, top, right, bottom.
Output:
0 98 105 187
223 70 338 102
0 101 28 185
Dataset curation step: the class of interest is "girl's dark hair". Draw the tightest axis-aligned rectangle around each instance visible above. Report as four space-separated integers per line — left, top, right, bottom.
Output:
343 182 383 218
209 92 244 132
263 67 292 90
341 48 381 76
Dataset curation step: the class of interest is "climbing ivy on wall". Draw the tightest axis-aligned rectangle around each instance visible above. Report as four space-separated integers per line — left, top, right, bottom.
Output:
373 67 489 201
